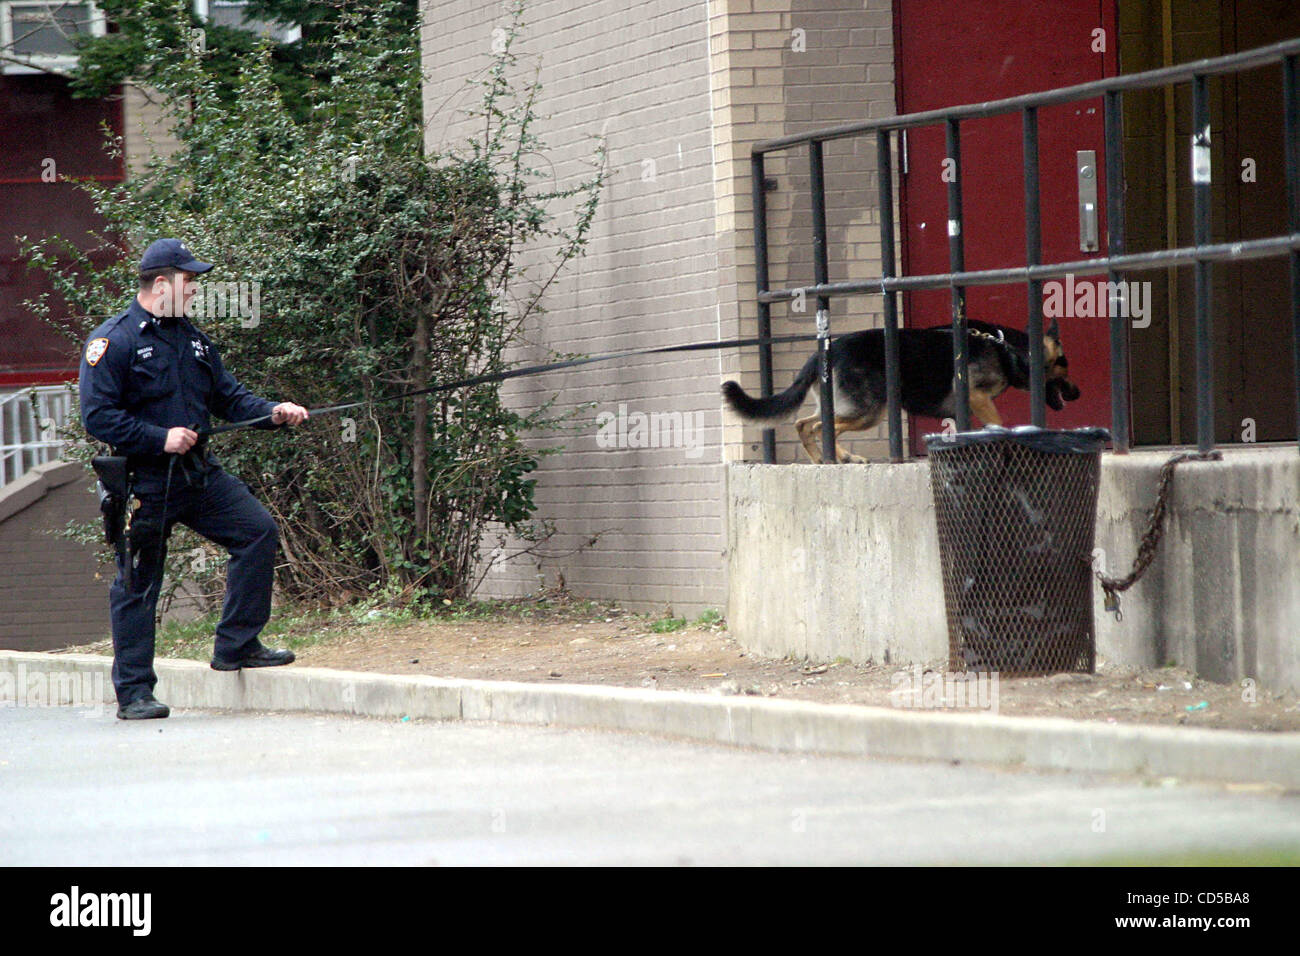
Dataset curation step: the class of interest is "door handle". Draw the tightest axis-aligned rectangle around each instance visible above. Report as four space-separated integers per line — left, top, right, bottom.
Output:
1077 150 1099 252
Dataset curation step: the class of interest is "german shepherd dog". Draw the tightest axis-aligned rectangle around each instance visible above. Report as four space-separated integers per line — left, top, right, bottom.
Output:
722 319 1081 463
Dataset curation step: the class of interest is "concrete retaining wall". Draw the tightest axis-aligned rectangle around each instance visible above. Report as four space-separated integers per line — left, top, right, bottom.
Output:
727 461 948 666
1094 448 1300 691
0 460 107 650
727 447 1300 693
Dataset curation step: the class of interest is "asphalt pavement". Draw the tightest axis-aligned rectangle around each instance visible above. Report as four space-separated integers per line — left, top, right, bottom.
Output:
3 706 1298 865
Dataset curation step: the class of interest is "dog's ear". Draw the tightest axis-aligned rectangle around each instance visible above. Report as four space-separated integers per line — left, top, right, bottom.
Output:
1043 335 1061 364
1046 317 1061 342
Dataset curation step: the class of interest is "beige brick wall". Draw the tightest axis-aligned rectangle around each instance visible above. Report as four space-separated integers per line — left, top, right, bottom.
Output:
122 84 182 178
421 0 896 613
712 0 897 465
423 0 730 614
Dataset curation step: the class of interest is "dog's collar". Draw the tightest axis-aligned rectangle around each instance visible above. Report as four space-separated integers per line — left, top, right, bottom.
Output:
969 327 1030 389
970 328 1006 345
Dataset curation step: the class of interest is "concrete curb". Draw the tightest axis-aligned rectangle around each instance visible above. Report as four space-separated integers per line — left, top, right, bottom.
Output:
4 650 1299 787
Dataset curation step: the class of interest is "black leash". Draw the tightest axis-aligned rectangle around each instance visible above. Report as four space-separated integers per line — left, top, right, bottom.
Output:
134 426 200 607
199 331 826 436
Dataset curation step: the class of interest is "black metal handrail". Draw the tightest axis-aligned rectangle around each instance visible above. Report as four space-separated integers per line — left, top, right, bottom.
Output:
756 235 1300 300
748 37 1300 461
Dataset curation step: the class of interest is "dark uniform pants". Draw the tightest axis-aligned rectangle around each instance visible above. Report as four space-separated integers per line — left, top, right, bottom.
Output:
109 466 278 705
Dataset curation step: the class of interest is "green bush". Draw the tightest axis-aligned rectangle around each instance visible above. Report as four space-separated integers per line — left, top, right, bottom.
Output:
24 0 602 608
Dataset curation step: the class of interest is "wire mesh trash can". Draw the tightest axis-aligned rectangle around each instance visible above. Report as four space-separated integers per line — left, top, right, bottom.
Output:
925 427 1110 676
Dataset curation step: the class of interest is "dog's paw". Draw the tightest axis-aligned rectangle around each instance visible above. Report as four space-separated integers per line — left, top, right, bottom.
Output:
840 453 868 464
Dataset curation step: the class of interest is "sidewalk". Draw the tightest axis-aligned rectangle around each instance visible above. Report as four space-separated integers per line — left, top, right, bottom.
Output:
3 650 1298 787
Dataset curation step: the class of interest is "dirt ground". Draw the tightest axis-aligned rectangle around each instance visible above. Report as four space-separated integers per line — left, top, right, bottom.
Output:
57 599 1299 732
277 605 1298 733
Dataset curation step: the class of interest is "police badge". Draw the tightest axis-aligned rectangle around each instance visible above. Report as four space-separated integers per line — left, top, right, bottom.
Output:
85 338 110 366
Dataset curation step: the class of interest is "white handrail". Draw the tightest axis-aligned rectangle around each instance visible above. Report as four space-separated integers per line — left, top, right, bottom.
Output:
0 385 75 490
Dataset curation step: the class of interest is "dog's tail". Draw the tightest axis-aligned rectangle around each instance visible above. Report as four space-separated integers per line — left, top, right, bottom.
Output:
721 353 818 421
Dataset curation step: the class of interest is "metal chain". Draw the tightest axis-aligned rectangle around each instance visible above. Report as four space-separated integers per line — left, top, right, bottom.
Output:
1095 450 1222 618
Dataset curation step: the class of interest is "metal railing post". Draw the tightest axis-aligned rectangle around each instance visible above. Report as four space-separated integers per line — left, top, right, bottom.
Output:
1023 106 1046 427
0 386 70 489
1284 54 1300 451
809 139 838 463
945 119 969 431
876 128 904 461
1192 75 1215 454
750 152 777 463
1104 89 1131 453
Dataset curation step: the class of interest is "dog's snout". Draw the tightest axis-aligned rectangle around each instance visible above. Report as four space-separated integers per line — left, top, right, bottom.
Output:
1045 376 1082 410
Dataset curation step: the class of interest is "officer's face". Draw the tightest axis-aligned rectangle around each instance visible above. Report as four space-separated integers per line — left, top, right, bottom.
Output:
151 271 199 319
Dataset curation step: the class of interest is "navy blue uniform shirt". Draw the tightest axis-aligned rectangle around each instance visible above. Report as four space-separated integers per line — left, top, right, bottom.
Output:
80 298 277 458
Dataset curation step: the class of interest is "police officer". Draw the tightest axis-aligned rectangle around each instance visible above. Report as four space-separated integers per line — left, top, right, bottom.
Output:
80 239 309 720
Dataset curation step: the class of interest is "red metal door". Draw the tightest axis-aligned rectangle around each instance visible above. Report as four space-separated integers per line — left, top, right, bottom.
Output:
894 0 1118 444
0 75 123 388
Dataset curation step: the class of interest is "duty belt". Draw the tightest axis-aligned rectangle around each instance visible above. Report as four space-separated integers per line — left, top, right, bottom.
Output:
127 435 212 475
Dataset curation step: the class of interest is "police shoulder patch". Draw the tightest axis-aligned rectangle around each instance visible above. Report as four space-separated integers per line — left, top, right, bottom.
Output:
85 338 110 366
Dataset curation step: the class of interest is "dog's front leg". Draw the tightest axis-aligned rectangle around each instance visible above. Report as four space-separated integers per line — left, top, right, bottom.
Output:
832 416 870 463
795 414 824 463
970 390 1003 427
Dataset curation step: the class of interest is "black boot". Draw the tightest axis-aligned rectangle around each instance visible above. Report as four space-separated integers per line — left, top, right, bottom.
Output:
116 695 170 720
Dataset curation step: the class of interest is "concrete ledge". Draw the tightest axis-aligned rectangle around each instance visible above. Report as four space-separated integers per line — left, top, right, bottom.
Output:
728 448 1300 693
37 459 86 490
0 471 47 523
0 459 84 523
727 461 948 665
3 650 1298 787
1094 447 1300 691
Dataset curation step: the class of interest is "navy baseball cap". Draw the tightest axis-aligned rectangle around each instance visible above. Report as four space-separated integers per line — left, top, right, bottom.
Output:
139 238 213 274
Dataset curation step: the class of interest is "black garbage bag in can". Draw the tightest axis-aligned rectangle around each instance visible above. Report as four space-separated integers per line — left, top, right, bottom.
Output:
924 427 1110 676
